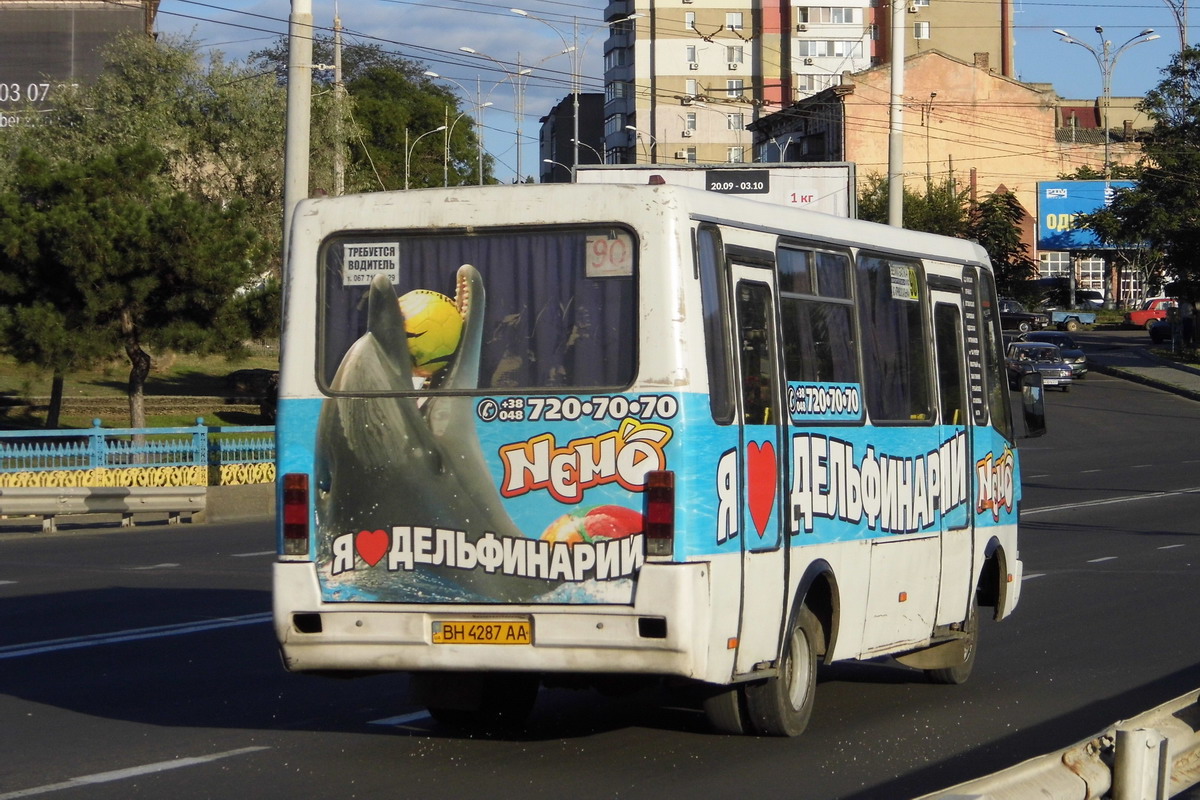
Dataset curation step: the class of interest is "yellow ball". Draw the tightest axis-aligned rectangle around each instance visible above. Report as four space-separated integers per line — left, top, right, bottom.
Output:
398 289 464 377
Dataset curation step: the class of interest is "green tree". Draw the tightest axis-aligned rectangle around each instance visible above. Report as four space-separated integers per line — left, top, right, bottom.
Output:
0 32 281 426
1074 47 1200 304
857 173 970 236
250 35 493 189
969 190 1038 297
0 143 264 428
1 31 288 277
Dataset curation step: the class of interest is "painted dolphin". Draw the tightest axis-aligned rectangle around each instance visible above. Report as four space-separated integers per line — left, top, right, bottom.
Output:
313 265 550 602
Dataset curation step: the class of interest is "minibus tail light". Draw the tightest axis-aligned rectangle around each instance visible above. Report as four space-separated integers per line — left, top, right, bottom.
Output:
282 473 310 556
644 470 675 557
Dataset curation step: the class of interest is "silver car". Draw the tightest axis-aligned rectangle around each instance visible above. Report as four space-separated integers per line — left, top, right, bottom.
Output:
1005 342 1073 392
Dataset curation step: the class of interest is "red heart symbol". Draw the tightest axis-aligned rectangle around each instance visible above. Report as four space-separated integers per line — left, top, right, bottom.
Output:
355 529 389 566
747 441 777 538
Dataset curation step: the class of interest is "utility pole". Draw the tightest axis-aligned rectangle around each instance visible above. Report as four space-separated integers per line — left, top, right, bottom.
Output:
333 6 344 196
283 0 313 267
887 0 907 227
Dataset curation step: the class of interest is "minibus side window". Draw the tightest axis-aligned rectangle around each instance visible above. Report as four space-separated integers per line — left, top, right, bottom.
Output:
855 254 932 422
977 269 1014 440
698 225 735 424
778 246 858 385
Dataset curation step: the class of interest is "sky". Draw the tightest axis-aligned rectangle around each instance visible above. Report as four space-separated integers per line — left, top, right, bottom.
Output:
152 0 1190 184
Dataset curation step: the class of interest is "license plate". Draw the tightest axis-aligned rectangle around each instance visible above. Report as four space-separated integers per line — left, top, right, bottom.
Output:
431 620 532 645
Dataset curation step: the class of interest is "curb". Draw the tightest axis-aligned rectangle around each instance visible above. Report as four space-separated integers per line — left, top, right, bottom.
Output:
1089 362 1200 403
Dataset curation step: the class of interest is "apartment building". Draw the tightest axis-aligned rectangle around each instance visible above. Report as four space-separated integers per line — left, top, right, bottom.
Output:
601 0 1013 166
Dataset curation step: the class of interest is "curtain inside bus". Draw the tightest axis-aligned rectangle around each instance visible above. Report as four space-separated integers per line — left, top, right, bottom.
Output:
318 228 637 393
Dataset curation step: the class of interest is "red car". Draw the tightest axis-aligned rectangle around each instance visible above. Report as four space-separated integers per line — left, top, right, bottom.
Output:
1125 297 1177 330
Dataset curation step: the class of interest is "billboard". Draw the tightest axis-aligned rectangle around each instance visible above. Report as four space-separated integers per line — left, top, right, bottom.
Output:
0 2 147 129
575 163 856 218
1037 180 1135 251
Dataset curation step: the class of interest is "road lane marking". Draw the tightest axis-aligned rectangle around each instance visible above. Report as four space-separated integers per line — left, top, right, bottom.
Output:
123 563 180 570
1159 544 1186 550
0 746 269 799
231 550 275 557
370 711 432 726
1022 573 1046 580
1023 487 1200 516
1088 557 1118 563
0 613 271 660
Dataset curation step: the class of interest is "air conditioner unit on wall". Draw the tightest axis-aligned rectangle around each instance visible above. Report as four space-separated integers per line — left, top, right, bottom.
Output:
674 150 687 158
728 62 739 70
689 62 699 70
797 24 808 32
804 57 814 65
682 130 694 137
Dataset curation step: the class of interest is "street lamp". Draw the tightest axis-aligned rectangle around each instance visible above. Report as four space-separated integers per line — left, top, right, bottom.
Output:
460 46 566 182
1053 26 1160 175
543 158 571 182
512 9 642 179
442 103 492 187
625 124 657 160
405 125 446 190
692 101 749 162
570 137 604 163
425 71 493 185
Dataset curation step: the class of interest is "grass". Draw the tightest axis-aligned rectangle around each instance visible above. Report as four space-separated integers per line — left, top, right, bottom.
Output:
0 345 279 430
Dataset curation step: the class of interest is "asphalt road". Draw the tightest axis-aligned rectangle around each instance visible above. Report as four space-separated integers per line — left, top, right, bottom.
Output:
2 345 1199 800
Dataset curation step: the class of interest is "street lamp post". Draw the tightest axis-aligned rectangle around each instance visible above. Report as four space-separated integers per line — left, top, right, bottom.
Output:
1053 26 1160 176
425 71 493 185
405 125 447 190
570 137 604 163
542 158 571 182
442 104 491 186
512 10 642 179
460 46 564 182
625 124 656 159
692 101 748 163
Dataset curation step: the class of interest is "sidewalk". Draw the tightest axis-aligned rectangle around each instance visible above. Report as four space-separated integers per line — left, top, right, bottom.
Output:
1084 343 1200 402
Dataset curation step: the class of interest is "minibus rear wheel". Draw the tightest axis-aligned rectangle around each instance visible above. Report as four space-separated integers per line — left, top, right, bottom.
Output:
744 605 820 737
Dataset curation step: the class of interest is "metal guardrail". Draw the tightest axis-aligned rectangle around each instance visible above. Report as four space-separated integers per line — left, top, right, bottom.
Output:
0 485 207 532
0 419 275 475
917 689 1200 799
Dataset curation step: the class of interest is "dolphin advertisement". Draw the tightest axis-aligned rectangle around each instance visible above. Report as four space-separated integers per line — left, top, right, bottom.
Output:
289 227 650 605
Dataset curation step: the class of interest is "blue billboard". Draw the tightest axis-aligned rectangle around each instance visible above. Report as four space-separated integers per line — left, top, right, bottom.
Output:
1037 180 1134 250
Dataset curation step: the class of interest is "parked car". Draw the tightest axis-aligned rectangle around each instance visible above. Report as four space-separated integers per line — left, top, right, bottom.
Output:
1150 316 1196 346
1005 342 1073 391
998 298 1050 333
1125 297 1177 330
1074 290 1105 309
1018 331 1087 377
1149 319 1170 344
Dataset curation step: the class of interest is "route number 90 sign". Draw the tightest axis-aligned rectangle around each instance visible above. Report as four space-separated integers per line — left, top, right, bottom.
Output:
585 231 635 278
705 169 770 194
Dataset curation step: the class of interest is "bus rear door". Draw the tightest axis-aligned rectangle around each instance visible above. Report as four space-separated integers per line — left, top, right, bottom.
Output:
730 264 788 674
